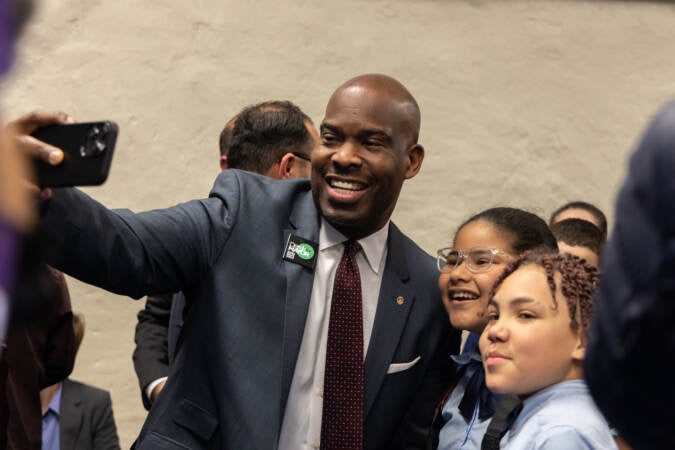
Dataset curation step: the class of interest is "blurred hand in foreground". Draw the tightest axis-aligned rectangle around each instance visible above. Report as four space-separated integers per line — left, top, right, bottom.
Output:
0 111 74 231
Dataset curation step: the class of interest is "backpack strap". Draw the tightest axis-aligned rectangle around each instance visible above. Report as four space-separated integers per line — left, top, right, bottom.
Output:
480 395 521 450
425 364 469 450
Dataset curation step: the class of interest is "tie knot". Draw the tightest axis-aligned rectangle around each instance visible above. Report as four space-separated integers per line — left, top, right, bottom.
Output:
344 240 362 258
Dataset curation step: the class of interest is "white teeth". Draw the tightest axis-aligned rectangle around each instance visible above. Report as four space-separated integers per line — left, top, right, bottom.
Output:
451 292 478 300
330 179 364 190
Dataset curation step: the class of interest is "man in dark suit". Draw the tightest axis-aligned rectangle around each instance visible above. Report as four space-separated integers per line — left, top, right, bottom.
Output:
41 313 120 450
58 378 119 450
30 73 459 449
133 100 318 410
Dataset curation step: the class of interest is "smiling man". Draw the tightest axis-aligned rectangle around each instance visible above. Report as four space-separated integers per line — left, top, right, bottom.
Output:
29 74 459 449
311 76 423 239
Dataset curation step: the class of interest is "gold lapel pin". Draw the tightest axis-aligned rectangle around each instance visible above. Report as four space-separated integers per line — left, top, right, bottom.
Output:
396 296 405 306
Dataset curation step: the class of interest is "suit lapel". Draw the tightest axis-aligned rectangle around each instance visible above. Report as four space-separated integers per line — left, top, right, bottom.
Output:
279 193 320 424
278 212 416 422
59 379 84 450
364 224 415 416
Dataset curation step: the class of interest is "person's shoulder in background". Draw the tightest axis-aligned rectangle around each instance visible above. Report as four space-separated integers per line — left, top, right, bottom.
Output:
60 378 121 450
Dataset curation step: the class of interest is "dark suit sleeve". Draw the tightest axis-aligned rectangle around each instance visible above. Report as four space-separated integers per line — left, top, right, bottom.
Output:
133 294 172 410
91 389 121 450
585 101 675 449
38 177 235 298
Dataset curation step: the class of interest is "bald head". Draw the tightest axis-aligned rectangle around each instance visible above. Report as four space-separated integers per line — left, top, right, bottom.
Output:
331 74 421 145
313 74 425 239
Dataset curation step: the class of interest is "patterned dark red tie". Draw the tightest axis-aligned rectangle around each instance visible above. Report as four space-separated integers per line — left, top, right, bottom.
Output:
321 240 364 450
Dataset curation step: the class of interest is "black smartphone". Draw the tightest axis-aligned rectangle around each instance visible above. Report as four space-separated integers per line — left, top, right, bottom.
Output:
32 121 118 187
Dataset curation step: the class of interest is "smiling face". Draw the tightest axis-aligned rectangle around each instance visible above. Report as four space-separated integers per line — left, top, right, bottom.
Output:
479 265 584 397
311 78 423 239
439 220 514 335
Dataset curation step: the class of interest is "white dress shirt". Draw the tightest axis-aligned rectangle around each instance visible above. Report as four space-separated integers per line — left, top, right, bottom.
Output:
277 218 389 450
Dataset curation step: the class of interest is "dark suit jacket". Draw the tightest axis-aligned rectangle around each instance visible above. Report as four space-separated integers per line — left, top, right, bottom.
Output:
586 100 675 450
60 378 120 450
133 292 185 410
41 170 459 449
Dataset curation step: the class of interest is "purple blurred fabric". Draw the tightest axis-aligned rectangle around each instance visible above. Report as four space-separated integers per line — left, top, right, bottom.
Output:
0 0 16 351
0 0 15 76
0 219 17 351
0 220 18 292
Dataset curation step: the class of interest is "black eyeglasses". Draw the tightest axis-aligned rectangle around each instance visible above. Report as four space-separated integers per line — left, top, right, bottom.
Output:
291 152 311 162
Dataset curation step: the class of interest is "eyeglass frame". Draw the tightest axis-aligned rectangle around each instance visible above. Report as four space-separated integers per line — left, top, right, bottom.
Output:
290 151 311 162
435 246 512 274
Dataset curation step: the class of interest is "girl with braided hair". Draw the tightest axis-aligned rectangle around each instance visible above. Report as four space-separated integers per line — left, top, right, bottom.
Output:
480 251 616 449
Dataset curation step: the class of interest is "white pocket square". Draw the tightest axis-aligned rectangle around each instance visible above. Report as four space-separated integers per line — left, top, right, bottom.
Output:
386 356 422 374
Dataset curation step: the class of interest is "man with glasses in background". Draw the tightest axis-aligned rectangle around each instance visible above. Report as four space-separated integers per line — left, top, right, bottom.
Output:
133 99 318 409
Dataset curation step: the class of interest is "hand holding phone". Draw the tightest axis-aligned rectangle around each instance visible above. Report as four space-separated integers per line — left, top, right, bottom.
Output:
1 111 74 229
31 121 118 187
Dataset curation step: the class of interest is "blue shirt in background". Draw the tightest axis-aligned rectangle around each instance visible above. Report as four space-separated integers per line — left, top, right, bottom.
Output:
41 383 62 450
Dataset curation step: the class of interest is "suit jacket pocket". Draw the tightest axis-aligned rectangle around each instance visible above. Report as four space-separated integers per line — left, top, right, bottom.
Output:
171 398 218 442
386 355 422 374
139 432 192 450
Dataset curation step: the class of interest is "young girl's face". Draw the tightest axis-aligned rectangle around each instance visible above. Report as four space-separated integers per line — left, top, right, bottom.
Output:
438 220 513 335
479 265 584 397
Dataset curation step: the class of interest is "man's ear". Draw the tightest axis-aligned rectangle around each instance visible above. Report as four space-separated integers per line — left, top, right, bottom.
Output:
278 153 294 179
404 144 424 179
278 152 308 180
219 155 228 171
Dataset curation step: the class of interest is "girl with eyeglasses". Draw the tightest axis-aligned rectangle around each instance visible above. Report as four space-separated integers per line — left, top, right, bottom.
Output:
430 207 558 450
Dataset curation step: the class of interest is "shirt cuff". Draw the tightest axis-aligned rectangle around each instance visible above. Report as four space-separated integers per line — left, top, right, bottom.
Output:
145 377 168 403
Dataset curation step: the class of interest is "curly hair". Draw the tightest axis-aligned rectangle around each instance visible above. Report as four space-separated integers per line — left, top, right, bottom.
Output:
489 250 599 334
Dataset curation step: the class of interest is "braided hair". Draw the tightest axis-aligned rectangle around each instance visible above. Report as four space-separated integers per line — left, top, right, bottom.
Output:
489 250 598 333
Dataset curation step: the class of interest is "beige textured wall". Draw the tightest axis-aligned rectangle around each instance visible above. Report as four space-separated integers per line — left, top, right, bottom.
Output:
3 0 675 446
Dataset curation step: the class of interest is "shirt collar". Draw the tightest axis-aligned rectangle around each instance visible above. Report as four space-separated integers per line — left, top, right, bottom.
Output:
522 379 587 405
451 348 482 366
319 218 390 275
514 379 587 429
46 383 63 417
451 333 482 365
